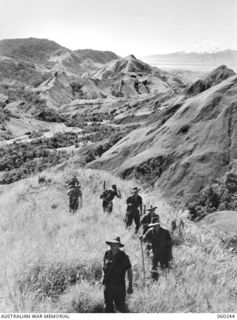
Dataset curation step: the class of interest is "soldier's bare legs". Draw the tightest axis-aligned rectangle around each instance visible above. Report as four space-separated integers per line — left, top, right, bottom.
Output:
134 213 140 234
104 283 128 313
150 253 159 281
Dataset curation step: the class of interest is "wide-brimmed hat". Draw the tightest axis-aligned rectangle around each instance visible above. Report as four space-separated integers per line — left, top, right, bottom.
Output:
132 187 140 193
148 215 160 227
106 236 124 247
147 205 157 212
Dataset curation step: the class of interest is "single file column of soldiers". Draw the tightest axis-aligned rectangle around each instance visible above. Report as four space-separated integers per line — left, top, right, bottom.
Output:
67 176 176 312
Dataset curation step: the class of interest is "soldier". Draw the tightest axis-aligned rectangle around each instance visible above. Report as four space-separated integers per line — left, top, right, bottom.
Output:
141 213 160 257
100 184 121 214
140 217 173 280
140 205 159 235
67 182 82 213
102 236 133 313
68 175 79 189
125 187 143 233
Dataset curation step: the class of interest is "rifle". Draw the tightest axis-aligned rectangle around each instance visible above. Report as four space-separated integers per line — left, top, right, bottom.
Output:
103 181 106 191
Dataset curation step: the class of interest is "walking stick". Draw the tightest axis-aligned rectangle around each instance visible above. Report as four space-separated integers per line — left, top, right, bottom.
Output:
140 238 146 288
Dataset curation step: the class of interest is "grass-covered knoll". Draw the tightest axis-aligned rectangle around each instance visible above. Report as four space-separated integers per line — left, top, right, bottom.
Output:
0 167 236 313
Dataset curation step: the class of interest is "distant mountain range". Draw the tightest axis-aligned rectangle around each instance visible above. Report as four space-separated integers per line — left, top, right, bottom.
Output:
144 50 237 70
0 38 191 107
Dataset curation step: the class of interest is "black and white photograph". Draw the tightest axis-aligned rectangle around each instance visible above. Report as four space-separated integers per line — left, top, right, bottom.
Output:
0 0 237 315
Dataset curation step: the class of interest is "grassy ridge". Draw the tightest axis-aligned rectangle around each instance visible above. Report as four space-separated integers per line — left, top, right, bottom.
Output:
0 167 236 312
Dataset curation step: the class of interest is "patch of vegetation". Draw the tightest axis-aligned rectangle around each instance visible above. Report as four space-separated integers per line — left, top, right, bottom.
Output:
18 260 102 301
80 125 138 165
82 131 128 164
0 123 135 183
0 100 14 140
187 172 237 221
0 107 12 124
36 108 65 123
0 151 69 184
0 60 50 86
120 154 174 188
0 133 79 183
0 128 13 140
59 282 104 313
28 131 43 139
70 81 83 98
221 234 237 254
64 111 113 127
0 85 47 109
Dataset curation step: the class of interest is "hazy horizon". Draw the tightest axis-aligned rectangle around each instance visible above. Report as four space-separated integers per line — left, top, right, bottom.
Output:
1 35 237 56
0 0 237 57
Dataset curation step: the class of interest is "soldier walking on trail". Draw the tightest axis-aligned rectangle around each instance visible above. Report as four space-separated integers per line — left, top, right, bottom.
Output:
140 205 159 235
67 182 82 213
102 236 133 313
68 175 79 189
100 184 121 214
140 217 173 280
125 187 143 233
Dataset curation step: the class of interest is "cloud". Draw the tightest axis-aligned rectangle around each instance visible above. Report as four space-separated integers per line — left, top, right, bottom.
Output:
184 41 224 53
160 40 231 54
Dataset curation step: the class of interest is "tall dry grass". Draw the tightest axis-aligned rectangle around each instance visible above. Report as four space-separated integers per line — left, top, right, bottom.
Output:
0 166 236 312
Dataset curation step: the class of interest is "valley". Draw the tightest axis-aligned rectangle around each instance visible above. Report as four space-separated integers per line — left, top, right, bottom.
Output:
0 38 237 313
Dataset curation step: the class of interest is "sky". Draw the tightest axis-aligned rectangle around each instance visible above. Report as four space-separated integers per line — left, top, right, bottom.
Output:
0 0 237 57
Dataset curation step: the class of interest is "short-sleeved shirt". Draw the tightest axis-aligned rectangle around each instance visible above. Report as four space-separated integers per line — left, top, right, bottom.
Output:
141 213 153 233
103 249 132 285
67 186 81 199
143 227 172 254
126 195 142 213
100 189 118 203
68 178 79 188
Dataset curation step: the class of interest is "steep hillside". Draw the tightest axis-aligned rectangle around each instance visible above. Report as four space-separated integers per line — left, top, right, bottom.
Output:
96 54 153 77
88 74 237 202
0 166 236 312
185 65 235 96
0 38 63 65
201 210 237 234
89 55 189 98
0 58 48 86
75 49 119 64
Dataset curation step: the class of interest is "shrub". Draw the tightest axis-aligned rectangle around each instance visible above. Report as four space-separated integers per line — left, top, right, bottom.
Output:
187 172 237 221
36 109 64 123
28 131 43 139
0 140 70 184
70 82 83 98
59 282 104 313
17 260 102 301
221 235 237 254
